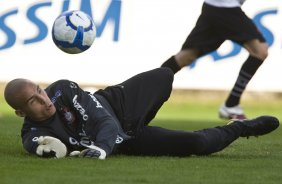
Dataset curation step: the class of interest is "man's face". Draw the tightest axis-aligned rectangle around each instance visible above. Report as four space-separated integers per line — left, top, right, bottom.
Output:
17 82 56 121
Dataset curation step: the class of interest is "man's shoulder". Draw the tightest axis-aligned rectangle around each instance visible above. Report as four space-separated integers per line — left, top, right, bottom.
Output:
45 80 73 91
51 79 71 86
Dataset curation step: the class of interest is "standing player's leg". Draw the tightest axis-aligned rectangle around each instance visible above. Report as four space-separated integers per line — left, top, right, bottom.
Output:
220 40 268 119
161 3 224 74
219 9 268 120
161 48 198 74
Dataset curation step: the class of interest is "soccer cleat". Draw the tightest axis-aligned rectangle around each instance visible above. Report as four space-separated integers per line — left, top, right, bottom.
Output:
228 116 279 138
219 104 247 120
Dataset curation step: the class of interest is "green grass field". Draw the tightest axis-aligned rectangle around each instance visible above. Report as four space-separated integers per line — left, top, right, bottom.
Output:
0 89 282 184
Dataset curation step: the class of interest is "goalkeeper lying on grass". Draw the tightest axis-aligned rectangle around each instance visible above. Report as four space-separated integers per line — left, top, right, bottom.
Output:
4 68 280 159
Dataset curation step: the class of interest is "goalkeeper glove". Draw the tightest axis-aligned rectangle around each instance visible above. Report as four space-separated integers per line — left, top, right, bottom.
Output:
36 136 67 158
69 145 106 160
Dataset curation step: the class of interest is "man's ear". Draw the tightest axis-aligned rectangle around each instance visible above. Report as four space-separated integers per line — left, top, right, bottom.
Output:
15 109 26 117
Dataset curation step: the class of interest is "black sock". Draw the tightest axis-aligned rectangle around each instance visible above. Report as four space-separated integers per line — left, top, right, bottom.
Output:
161 56 181 74
225 55 264 107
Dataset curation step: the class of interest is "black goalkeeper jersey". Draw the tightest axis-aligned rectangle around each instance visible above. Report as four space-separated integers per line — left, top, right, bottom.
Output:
21 80 130 156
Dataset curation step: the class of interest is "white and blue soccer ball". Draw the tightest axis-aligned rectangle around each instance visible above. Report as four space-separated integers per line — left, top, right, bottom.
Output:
52 10 96 54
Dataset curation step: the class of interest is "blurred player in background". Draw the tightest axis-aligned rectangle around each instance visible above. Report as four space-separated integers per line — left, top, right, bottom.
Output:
4 68 279 159
161 0 268 120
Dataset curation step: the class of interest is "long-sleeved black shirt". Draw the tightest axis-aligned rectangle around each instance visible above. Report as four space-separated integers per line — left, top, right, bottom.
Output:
21 80 130 156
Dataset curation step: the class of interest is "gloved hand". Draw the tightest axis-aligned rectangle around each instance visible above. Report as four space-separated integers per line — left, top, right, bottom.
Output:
69 145 106 160
36 136 67 158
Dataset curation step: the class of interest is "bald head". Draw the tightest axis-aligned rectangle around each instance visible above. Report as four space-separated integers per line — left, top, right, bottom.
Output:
4 78 35 110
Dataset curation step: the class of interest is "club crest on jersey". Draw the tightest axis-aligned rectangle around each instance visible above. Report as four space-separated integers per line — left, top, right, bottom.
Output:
64 111 75 123
59 107 76 129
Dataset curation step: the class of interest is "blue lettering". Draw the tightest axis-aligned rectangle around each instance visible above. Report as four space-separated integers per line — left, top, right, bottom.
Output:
80 0 93 19
79 0 121 41
61 0 70 13
253 9 277 46
61 0 121 41
0 0 121 52
0 1 277 54
24 1 52 45
0 9 18 50
210 43 241 62
96 0 121 41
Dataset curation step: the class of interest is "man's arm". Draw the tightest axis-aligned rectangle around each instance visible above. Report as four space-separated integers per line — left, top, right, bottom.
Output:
22 129 67 158
87 117 119 155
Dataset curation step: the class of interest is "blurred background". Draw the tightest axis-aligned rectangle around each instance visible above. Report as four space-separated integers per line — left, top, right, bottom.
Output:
0 0 281 92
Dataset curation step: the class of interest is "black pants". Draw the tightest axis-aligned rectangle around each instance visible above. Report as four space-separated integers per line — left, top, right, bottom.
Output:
182 3 266 57
98 68 243 156
97 67 174 135
118 124 243 156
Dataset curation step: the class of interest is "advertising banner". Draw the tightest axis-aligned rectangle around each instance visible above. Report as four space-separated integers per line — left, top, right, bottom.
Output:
0 0 281 91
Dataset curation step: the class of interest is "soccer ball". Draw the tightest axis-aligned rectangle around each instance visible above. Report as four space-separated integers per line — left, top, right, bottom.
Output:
52 10 96 54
